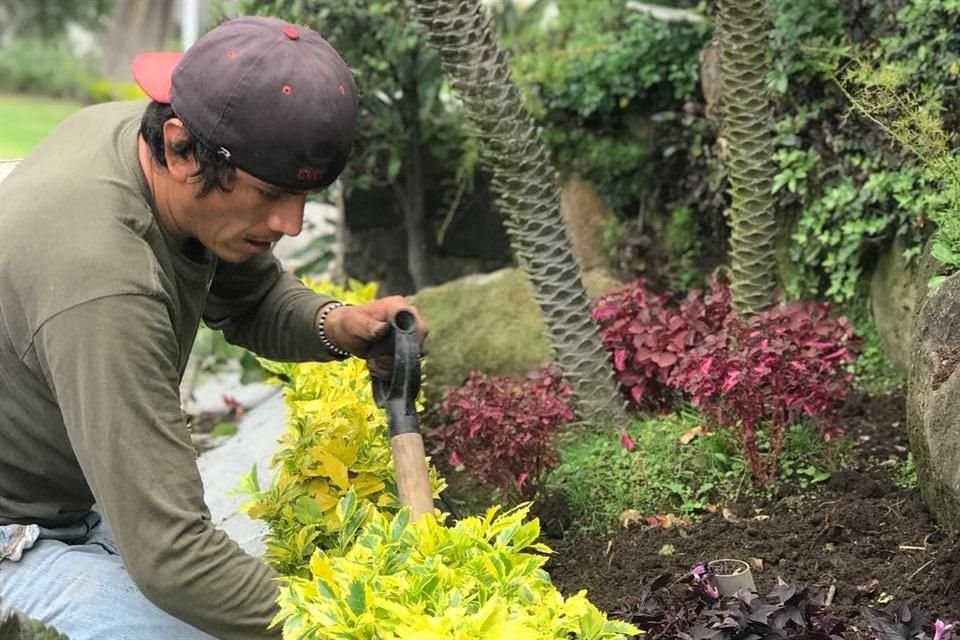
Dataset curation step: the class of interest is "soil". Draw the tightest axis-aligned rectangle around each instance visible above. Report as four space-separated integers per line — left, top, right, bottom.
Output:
542 388 960 638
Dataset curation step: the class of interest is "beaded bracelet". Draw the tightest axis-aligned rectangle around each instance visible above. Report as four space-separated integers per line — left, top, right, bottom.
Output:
316 301 352 360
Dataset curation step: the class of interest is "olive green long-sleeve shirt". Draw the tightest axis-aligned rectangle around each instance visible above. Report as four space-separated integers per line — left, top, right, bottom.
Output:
0 100 334 639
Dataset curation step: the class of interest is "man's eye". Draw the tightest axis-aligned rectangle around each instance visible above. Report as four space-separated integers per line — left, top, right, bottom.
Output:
258 188 282 201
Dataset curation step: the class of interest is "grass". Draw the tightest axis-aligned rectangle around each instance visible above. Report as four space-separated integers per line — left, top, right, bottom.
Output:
548 408 749 532
0 92 84 159
547 408 847 533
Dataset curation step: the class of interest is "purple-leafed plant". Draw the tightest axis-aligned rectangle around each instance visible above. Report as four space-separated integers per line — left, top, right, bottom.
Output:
865 602 957 640
614 565 957 640
614 566 845 640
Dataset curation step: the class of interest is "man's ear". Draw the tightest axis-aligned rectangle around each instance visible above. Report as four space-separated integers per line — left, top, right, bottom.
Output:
161 118 198 184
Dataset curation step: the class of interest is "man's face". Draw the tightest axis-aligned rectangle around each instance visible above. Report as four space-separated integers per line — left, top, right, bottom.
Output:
185 169 309 262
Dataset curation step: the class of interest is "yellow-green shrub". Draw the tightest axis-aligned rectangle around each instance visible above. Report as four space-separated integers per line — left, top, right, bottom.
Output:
242 278 637 637
278 494 637 639
239 279 445 575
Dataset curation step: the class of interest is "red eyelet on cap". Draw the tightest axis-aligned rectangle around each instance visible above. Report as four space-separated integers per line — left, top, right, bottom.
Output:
282 85 292 95
226 49 236 59
283 25 300 40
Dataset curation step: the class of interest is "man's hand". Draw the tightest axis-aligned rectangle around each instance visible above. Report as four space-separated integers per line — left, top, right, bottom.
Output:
318 296 428 378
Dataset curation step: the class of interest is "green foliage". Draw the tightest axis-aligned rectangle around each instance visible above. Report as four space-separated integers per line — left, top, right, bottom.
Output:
210 422 238 438
550 409 849 532
0 605 70 640
776 423 847 492
662 206 705 290
0 0 112 40
894 453 919 489
839 55 960 279
775 0 960 303
842 301 905 393
277 500 638 639
0 38 146 106
786 158 935 302
548 409 747 532
767 0 846 94
506 1 710 212
0 39 97 100
238 279 437 576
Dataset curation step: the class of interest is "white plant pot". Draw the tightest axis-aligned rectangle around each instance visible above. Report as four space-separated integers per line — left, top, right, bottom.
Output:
708 558 756 596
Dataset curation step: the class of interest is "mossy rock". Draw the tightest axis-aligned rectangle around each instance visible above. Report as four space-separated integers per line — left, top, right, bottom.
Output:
413 267 621 396
906 269 960 534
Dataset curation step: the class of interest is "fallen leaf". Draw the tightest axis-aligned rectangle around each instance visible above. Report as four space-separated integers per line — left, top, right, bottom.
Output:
619 509 643 528
753 514 770 521
658 544 675 556
722 507 738 522
679 425 705 445
660 513 693 529
605 539 613 556
877 592 894 604
749 557 764 571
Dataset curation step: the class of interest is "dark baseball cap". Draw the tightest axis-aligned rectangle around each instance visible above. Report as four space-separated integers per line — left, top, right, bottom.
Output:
131 16 359 191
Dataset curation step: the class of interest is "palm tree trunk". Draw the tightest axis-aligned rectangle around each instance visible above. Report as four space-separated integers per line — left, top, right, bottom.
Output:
717 0 778 314
408 0 626 423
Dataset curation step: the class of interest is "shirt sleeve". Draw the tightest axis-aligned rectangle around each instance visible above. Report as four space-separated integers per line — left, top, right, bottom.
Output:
202 252 338 362
33 294 282 640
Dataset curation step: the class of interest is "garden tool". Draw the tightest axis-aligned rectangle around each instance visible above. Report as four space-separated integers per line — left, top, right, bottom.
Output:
372 309 461 522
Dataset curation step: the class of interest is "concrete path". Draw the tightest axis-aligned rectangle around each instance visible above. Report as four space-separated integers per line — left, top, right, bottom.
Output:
194 377 285 557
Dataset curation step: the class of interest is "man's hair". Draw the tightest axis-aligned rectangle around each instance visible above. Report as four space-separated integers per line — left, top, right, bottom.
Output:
139 101 236 197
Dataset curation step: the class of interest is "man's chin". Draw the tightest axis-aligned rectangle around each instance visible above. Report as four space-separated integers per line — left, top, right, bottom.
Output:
213 247 257 263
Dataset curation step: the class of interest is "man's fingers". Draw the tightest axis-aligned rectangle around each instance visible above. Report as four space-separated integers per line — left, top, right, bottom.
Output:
367 355 393 379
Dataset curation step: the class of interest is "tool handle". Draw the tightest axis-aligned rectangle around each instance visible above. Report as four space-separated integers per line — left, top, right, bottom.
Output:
390 433 435 520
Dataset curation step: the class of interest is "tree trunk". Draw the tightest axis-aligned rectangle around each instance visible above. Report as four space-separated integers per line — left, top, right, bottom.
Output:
408 0 626 424
101 0 175 80
717 0 778 314
400 104 433 290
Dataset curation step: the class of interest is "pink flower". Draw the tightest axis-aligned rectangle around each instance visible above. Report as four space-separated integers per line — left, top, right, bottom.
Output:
619 429 636 451
691 564 707 582
449 450 462 467
934 619 954 640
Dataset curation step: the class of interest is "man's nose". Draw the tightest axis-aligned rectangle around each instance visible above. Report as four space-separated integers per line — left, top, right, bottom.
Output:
268 198 305 237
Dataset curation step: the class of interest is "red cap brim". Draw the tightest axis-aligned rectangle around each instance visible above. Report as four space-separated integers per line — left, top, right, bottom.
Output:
131 51 183 103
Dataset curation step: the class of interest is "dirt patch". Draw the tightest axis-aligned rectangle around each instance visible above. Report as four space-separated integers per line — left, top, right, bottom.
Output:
543 389 960 638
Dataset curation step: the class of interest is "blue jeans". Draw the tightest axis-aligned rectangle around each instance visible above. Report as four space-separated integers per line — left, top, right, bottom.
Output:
0 511 215 640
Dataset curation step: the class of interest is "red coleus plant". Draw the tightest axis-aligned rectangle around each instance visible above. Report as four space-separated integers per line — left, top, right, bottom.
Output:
593 277 731 410
428 365 573 504
671 300 858 483
595 277 859 483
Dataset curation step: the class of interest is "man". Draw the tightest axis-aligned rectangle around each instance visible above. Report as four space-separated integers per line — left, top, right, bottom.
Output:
0 16 425 640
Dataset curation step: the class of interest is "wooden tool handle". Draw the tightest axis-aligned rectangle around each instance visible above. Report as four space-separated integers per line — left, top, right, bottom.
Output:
390 432 435 520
